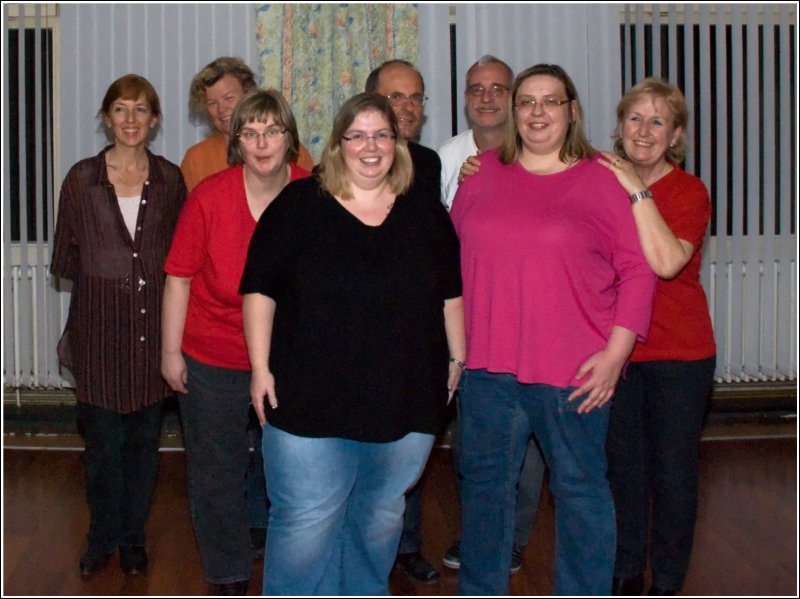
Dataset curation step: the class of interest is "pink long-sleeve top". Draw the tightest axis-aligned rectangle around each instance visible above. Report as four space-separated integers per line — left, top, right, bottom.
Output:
450 151 657 388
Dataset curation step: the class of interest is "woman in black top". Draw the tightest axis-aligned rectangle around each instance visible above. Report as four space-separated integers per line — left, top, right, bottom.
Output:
240 93 465 595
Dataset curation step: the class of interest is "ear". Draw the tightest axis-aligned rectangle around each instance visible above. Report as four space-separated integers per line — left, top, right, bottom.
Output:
149 115 160 129
670 126 683 147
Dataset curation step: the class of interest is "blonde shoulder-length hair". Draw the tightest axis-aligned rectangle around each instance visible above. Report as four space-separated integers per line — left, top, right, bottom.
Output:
317 93 412 200
499 63 595 165
612 77 689 164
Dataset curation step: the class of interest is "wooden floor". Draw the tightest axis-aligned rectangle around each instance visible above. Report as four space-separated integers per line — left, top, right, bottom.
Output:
2 436 797 596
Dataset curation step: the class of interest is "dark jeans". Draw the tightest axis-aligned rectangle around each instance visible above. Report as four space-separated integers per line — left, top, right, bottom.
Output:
248 410 270 529
77 399 164 554
398 413 546 556
458 370 614 596
179 353 252 584
606 357 716 592
452 410 546 547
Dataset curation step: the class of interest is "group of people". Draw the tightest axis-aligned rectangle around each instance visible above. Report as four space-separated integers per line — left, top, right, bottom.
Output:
51 50 715 597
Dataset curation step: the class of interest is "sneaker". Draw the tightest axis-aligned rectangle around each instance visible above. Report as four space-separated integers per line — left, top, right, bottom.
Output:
396 552 440 584
510 543 524 575
442 540 461 570
250 527 266 560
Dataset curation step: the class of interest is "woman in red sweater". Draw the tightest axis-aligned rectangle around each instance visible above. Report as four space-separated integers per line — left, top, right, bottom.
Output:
161 89 310 595
600 78 716 597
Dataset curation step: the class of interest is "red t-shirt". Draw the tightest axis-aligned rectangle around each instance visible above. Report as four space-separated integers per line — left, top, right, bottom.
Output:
630 166 716 362
165 163 310 370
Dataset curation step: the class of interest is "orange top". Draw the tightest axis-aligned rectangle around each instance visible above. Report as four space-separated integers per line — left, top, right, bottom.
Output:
180 132 315 192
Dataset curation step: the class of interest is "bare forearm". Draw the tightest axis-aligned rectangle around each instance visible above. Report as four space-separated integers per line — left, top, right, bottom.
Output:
161 275 191 355
443 296 466 362
242 293 276 373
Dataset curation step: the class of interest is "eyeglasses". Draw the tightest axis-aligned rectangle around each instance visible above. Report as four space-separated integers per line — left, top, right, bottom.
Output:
514 97 572 112
385 92 427 107
341 130 397 147
466 84 510 98
238 127 287 144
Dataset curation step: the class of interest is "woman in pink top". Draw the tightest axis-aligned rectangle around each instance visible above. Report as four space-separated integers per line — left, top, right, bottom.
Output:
450 64 657 596
161 90 310 595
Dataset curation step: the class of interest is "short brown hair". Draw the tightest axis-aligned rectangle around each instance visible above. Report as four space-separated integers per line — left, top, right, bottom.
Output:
499 64 595 165
188 56 257 116
227 90 300 166
613 77 689 164
99 74 161 119
317 93 412 200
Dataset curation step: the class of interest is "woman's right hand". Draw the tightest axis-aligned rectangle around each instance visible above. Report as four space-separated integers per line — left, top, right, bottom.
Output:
457 154 482 184
250 368 278 426
161 350 188 394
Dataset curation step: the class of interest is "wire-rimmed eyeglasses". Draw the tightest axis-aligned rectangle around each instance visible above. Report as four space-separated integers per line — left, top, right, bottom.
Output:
341 130 397 147
466 84 510 98
385 92 427 108
238 127 287 144
514 97 572 112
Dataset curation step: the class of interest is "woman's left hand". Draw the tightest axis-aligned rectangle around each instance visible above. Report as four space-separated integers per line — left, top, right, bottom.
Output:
447 361 463 405
598 151 647 196
568 348 626 413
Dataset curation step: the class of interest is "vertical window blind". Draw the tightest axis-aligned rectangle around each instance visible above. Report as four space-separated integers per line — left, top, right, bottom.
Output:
3 3 60 391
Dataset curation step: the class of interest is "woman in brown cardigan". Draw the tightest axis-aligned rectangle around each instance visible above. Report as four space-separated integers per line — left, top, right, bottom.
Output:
50 74 186 579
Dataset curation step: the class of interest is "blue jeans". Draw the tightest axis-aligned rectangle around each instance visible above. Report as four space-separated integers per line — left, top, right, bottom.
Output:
606 358 715 592
458 369 615 596
262 424 435 595
77 400 163 553
179 354 252 584
452 409 546 547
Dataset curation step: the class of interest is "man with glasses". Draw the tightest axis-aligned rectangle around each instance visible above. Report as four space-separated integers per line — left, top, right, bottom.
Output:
364 59 444 585
366 59 442 203
437 55 547 577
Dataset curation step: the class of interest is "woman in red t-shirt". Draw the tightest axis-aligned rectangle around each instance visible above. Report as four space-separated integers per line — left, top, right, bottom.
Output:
600 78 716 597
161 90 310 595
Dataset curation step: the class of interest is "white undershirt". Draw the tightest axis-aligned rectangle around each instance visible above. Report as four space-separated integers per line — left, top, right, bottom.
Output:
117 195 141 239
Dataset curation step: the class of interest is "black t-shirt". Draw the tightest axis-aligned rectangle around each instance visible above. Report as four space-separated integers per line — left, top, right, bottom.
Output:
408 141 442 204
239 176 461 442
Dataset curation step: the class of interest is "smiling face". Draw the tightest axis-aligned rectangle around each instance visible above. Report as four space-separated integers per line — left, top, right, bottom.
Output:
375 63 425 141
465 62 512 132
514 74 574 157
204 74 246 135
103 93 159 149
341 109 396 191
238 114 291 179
620 95 682 169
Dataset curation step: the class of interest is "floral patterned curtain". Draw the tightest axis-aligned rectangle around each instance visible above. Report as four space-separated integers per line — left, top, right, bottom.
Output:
255 3 419 162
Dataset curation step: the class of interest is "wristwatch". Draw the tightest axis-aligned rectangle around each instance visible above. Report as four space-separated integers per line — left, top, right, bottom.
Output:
630 189 653 204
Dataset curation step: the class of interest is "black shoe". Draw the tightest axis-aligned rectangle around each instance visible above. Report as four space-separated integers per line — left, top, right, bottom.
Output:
213 580 249 595
648 585 677 596
79 550 111 578
120 546 148 575
442 540 461 570
396 552 440 584
250 527 266 560
612 574 644 596
510 543 524 575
